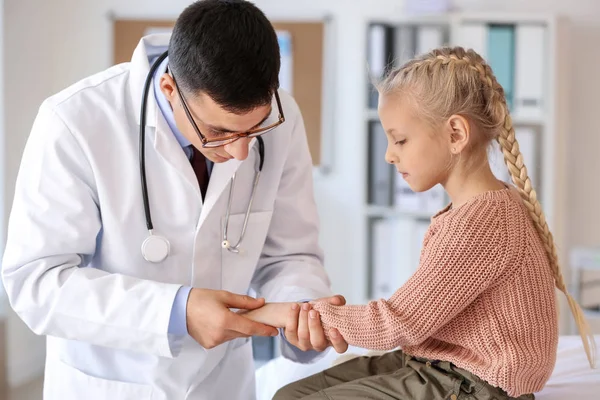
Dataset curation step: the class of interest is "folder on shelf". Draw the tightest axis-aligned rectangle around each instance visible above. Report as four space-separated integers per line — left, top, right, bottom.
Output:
370 218 418 300
368 121 394 206
371 219 395 300
394 174 421 212
487 24 516 110
514 24 546 119
394 25 416 67
367 23 395 109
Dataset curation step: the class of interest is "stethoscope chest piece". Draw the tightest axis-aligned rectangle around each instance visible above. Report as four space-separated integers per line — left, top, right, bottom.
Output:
141 233 170 263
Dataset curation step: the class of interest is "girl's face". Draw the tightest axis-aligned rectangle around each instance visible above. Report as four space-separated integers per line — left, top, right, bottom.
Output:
378 93 454 193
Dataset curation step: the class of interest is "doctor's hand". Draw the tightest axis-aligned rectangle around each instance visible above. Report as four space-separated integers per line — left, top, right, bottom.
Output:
283 295 349 354
186 288 279 349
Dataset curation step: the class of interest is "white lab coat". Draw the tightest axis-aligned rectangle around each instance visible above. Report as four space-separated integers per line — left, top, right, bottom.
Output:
1 34 332 400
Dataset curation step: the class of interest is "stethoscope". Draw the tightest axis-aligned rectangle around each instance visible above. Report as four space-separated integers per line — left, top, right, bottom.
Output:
139 50 265 263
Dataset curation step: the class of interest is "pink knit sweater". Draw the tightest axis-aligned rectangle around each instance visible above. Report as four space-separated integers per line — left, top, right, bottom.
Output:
313 187 559 396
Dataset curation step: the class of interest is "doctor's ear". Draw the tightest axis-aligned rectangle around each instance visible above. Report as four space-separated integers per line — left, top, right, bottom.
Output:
159 74 177 102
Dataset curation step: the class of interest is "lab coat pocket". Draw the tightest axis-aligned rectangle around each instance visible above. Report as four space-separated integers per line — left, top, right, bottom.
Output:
221 210 273 294
48 359 154 400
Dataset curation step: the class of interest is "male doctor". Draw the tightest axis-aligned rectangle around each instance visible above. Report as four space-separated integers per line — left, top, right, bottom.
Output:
1 1 347 399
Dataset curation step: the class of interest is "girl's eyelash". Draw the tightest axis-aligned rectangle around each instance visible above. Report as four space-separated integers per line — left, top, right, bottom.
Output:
395 140 406 145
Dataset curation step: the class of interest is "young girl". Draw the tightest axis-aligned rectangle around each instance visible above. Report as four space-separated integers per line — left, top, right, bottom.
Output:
244 46 597 399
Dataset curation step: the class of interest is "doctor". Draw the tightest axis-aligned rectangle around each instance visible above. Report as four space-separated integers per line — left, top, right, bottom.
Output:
1 1 348 399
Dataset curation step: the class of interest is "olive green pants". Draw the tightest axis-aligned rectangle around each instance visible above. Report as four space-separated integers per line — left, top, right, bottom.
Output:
273 349 534 400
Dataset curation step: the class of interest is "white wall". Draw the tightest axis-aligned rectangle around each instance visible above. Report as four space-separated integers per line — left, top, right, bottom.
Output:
3 0 600 386
0 0 4 295
0 0 8 389
4 0 55 386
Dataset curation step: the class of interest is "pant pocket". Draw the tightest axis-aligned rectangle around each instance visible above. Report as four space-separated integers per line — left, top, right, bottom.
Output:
406 359 465 400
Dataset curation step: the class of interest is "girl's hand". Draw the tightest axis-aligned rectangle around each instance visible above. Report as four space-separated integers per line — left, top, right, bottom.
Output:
284 295 349 354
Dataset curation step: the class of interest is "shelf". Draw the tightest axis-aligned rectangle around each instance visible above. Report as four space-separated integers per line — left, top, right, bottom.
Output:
453 11 557 26
509 113 547 127
367 108 546 127
370 14 450 27
366 205 436 220
371 11 558 28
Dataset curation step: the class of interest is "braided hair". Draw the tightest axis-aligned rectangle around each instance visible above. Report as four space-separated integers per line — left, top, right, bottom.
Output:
377 46 596 368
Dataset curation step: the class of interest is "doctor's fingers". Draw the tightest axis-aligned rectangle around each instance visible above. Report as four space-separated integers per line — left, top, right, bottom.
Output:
220 291 265 310
307 310 328 352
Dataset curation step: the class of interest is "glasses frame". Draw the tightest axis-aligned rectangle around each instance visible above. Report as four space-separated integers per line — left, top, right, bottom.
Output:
171 73 285 148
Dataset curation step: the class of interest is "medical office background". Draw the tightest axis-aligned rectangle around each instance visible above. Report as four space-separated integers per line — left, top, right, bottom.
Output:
1 0 600 395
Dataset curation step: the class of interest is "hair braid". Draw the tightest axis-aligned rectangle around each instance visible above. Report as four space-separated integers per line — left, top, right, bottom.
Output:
444 49 597 368
380 47 597 367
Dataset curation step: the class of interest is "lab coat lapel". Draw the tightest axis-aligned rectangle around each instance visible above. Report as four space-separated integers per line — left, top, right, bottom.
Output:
153 110 201 199
130 34 202 195
129 33 171 129
198 139 258 226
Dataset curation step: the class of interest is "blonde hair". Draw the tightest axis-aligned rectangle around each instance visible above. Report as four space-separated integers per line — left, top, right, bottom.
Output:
377 46 596 368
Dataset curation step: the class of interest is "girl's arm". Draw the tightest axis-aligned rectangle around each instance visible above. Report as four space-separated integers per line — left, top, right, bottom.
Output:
238 302 298 328
312 203 513 350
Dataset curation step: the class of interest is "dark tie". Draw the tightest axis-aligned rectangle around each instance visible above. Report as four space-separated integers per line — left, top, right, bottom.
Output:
189 146 210 200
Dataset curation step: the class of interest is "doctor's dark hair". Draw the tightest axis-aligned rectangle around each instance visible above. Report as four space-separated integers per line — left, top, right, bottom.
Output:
168 0 280 113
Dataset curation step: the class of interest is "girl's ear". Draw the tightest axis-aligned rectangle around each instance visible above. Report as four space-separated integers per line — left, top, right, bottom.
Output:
445 114 470 154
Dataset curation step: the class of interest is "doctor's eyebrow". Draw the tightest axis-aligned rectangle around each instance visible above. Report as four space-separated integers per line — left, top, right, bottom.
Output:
206 108 272 134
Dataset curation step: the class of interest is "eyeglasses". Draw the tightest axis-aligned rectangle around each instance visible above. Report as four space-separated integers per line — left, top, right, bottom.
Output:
171 73 285 148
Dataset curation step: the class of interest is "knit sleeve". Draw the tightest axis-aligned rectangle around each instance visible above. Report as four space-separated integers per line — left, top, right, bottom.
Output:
312 199 511 350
